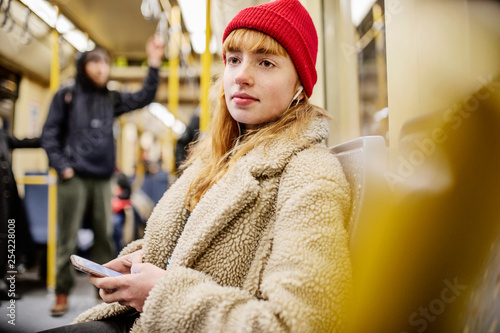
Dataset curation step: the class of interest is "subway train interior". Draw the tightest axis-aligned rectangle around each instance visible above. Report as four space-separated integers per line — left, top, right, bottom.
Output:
1 0 500 332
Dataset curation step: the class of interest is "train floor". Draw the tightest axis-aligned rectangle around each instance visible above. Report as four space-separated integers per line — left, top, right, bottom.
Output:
0 260 101 333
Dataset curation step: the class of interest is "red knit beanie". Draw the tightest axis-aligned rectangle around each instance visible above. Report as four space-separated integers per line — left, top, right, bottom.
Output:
223 0 318 98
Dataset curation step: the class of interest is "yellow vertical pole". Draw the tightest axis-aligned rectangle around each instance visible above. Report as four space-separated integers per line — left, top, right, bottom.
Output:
49 31 60 91
47 170 57 290
373 4 387 111
200 0 212 132
47 9 60 290
116 118 124 172
168 6 181 173
169 6 181 119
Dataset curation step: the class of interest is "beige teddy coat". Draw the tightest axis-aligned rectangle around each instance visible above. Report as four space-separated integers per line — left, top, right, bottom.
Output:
74 117 352 332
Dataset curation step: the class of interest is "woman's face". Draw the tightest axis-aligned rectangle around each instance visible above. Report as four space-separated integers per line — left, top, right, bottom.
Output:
223 46 302 129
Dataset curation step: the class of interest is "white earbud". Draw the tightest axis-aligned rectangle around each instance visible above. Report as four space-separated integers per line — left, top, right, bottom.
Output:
286 86 304 111
292 86 303 102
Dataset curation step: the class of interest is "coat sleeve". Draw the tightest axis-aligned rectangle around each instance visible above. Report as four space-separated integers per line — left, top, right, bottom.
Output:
118 239 144 256
40 90 71 175
113 67 159 116
140 150 353 333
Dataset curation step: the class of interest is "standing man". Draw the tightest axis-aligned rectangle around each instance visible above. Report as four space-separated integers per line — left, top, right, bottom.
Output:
41 35 164 316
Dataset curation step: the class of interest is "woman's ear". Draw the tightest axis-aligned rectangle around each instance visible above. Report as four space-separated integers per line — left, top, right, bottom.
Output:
293 86 304 102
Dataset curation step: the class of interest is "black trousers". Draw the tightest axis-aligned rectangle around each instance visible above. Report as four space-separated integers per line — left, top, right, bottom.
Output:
38 312 140 333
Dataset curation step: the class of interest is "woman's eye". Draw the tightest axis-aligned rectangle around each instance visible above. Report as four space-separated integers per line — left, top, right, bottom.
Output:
228 57 239 64
262 60 273 67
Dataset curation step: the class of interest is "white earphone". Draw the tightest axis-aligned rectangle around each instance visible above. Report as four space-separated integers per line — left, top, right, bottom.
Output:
292 86 304 102
286 86 304 110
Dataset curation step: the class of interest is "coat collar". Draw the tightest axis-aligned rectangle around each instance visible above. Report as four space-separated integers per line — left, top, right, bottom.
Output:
170 164 260 268
168 116 329 268
245 116 329 177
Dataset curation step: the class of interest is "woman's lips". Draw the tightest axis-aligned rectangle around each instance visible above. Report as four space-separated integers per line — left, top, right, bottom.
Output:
232 92 258 106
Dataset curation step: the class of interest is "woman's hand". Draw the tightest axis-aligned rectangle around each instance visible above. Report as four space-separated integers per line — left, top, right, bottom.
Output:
146 34 165 68
100 249 144 274
90 262 166 312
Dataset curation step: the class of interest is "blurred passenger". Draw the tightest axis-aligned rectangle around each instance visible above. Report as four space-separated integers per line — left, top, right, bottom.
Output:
111 171 132 256
40 35 164 317
174 107 200 173
0 118 39 299
41 1 352 332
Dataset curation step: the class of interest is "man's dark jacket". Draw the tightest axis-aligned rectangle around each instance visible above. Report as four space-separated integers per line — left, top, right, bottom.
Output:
41 56 159 178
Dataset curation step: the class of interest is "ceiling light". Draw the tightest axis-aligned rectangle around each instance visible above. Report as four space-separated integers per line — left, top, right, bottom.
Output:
63 30 95 52
19 0 95 51
177 0 216 54
55 14 73 34
20 0 57 27
190 31 216 55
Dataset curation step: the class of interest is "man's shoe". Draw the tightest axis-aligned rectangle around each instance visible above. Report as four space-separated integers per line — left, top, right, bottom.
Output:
50 293 68 317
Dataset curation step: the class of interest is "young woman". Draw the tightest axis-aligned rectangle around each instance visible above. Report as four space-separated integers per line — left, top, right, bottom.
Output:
44 0 352 331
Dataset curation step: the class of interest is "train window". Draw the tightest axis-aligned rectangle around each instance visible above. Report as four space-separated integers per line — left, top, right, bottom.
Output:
355 1 388 142
0 66 20 128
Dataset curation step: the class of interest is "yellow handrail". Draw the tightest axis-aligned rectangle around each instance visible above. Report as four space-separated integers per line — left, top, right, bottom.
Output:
16 175 54 185
46 169 57 290
47 6 60 292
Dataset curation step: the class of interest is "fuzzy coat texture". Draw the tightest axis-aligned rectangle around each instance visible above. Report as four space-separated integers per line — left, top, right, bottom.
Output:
74 116 353 332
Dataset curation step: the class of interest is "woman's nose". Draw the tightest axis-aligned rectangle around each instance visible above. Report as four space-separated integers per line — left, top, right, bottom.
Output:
234 62 254 86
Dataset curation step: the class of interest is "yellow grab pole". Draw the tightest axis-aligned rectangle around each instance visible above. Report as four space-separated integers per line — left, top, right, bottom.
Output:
169 6 181 118
47 11 60 290
168 6 181 173
50 29 60 92
373 4 387 111
47 169 57 290
168 57 180 117
200 0 212 132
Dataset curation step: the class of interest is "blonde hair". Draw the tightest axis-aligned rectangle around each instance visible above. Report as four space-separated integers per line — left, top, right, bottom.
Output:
182 29 329 211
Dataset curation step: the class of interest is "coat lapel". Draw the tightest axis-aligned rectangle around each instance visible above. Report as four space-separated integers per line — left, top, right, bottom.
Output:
170 160 260 268
169 117 330 269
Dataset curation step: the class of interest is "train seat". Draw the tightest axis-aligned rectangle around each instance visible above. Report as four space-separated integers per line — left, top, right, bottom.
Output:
24 171 49 245
330 135 388 251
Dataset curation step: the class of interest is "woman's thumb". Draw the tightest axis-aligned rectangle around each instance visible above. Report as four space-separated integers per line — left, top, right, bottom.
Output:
130 263 144 274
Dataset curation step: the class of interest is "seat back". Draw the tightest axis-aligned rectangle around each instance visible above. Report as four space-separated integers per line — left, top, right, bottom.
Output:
24 171 49 244
330 136 387 250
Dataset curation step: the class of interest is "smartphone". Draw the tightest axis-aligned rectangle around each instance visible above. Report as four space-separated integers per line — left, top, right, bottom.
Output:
70 254 123 278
